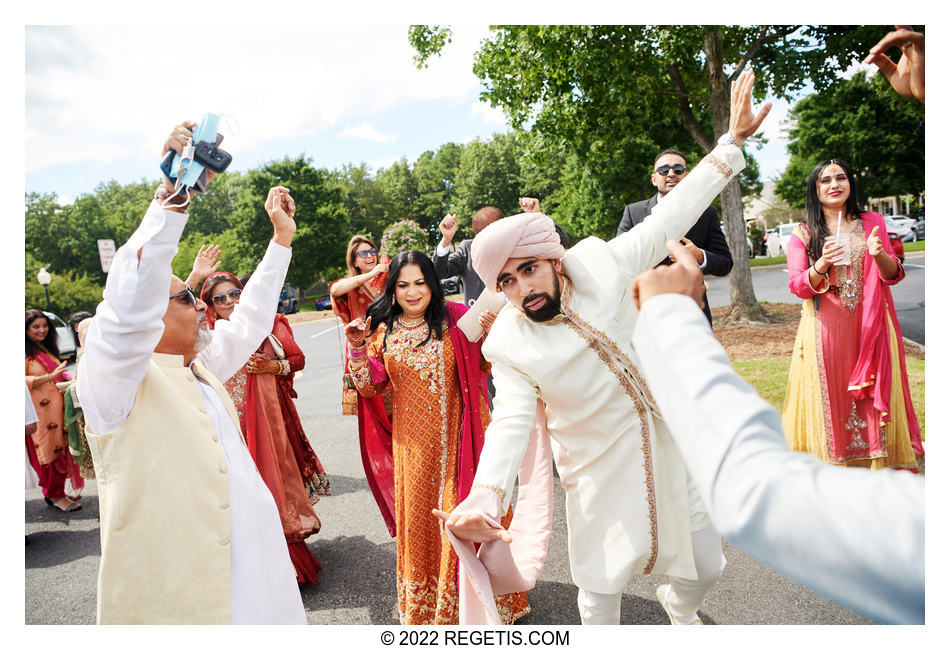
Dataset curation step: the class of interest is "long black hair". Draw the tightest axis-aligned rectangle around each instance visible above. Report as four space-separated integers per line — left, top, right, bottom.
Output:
803 159 862 262
365 250 446 351
25 309 60 358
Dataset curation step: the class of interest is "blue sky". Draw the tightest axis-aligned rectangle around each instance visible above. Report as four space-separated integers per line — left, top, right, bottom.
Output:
24 23 804 204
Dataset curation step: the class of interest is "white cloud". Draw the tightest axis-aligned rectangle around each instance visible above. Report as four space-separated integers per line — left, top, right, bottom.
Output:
470 101 507 125
338 123 397 143
24 24 491 174
367 156 400 172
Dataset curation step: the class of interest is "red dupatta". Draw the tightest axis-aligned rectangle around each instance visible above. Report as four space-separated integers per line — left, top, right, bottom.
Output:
358 301 489 537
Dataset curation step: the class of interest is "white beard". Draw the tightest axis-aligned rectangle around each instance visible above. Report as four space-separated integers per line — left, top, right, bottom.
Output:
194 322 213 353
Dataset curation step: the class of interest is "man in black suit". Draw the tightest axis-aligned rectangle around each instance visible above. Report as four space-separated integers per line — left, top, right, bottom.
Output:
618 149 733 324
433 206 504 306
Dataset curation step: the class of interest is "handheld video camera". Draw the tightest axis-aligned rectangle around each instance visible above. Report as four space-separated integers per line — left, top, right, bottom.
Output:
160 113 233 194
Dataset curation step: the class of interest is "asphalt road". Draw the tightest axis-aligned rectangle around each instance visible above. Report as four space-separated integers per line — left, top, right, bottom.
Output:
27 312 873 626
707 253 926 344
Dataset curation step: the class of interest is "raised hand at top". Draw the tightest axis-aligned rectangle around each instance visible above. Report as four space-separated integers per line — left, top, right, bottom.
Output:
727 69 772 147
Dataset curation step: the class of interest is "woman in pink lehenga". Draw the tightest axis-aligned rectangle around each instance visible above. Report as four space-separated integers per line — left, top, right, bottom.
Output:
782 159 923 470
25 309 84 511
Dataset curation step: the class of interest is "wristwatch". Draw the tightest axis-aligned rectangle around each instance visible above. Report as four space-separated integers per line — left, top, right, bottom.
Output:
717 132 737 147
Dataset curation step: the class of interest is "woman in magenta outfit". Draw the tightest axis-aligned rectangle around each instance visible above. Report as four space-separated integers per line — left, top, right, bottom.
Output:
781 159 922 470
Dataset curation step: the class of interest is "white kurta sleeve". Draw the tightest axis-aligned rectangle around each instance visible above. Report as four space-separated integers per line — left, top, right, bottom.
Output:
632 293 924 624
608 143 745 280
198 241 291 382
77 201 189 436
469 351 541 510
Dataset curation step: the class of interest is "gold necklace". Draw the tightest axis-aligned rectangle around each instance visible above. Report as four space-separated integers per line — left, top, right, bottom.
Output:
397 315 426 329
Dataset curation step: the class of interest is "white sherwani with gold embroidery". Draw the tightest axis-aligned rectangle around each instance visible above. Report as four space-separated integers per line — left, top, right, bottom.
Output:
473 143 745 594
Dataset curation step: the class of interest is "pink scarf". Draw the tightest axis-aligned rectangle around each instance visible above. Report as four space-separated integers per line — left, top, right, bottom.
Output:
34 350 73 382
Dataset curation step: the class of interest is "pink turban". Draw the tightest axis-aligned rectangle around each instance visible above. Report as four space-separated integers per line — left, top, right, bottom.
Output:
471 212 565 288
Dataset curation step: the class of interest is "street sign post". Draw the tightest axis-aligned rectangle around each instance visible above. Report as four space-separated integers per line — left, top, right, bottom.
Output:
97 239 116 273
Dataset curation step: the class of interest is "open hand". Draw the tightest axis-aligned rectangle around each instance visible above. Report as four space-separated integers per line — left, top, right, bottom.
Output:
864 25 924 103
344 316 372 347
631 240 706 311
727 69 772 146
191 244 222 281
49 359 68 380
432 509 512 544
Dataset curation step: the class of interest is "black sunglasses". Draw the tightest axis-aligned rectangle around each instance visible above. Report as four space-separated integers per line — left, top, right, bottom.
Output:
655 164 687 176
169 285 199 307
212 288 243 305
356 248 378 259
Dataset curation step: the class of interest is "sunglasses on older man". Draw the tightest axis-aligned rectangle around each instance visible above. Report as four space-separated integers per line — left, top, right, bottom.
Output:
169 285 199 307
655 164 687 176
356 248 378 259
211 288 243 305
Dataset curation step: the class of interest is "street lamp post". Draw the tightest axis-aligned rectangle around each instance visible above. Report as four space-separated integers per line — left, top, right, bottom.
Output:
37 267 52 312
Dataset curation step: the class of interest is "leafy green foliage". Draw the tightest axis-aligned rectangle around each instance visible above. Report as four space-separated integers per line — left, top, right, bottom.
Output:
408 25 453 69
775 71 925 208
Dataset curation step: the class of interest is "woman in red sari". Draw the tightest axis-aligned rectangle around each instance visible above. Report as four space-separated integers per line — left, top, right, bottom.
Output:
25 309 83 511
198 269 326 584
344 251 528 624
782 159 923 470
330 235 390 415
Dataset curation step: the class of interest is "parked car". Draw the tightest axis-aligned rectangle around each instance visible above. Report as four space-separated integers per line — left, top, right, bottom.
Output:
912 216 925 241
277 282 298 314
883 221 905 264
888 215 917 242
313 295 332 311
765 223 797 257
43 311 76 361
883 216 914 245
440 276 462 295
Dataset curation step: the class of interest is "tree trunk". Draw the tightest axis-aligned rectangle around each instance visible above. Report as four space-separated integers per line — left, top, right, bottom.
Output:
720 178 770 324
703 28 770 325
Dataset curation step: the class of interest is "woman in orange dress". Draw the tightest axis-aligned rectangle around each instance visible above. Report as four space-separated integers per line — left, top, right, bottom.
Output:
25 309 83 512
345 251 529 624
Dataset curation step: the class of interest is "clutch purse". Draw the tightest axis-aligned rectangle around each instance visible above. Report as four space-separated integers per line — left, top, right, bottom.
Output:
457 289 507 342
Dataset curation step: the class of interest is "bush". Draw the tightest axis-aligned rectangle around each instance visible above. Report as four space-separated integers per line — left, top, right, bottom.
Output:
25 268 104 316
380 220 429 258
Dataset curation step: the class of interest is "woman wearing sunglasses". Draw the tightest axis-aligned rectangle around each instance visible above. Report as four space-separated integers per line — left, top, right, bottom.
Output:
189 249 329 586
782 158 923 471
330 236 393 419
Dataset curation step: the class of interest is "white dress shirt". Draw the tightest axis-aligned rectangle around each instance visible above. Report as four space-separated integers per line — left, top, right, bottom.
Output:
78 200 306 624
633 293 924 624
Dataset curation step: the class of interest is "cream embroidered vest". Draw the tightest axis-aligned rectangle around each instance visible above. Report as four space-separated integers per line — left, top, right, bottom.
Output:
86 353 243 624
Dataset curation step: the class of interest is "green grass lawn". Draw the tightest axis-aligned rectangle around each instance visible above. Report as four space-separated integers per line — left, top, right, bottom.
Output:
732 357 925 438
750 255 786 267
903 240 925 253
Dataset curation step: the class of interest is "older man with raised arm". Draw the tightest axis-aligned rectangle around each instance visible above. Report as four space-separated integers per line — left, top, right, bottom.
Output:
435 71 771 625
77 120 306 624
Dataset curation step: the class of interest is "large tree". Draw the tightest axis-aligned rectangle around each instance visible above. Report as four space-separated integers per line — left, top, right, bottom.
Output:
228 156 350 289
775 70 924 209
410 24 897 324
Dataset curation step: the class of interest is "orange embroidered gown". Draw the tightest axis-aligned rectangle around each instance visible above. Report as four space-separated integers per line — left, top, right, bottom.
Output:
354 318 529 624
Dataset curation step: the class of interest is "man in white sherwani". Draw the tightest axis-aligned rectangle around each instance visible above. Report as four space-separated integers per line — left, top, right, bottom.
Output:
438 71 771 624
77 120 306 624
